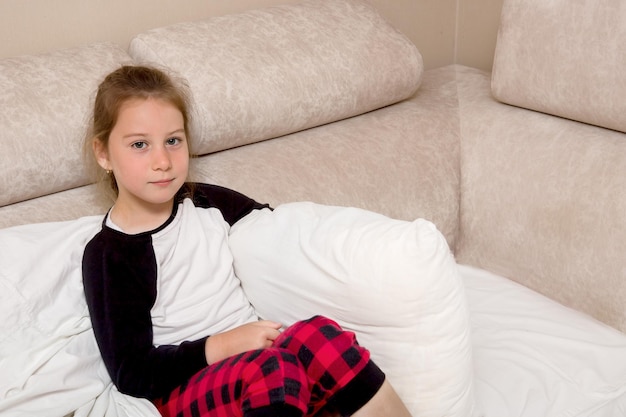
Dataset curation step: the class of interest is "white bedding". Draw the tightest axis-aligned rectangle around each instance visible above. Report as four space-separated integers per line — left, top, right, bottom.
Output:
0 217 159 417
1 216 625 416
462 265 626 417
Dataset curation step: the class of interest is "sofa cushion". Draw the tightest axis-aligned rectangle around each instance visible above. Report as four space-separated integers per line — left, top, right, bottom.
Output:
491 0 626 133
0 43 132 207
229 202 479 417
128 0 423 156
0 184 110 230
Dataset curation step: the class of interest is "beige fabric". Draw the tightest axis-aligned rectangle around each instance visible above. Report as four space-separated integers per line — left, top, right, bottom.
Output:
128 0 423 156
0 43 132 207
0 185 110 230
455 65 626 332
491 0 626 133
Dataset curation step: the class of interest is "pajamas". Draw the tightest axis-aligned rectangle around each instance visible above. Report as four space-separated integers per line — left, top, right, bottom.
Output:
154 316 385 417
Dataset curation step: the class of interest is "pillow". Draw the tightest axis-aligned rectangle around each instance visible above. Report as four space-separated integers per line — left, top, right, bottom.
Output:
229 202 479 417
0 42 132 206
129 0 423 155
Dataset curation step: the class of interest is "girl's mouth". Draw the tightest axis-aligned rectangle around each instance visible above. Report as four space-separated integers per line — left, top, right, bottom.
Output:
151 179 174 186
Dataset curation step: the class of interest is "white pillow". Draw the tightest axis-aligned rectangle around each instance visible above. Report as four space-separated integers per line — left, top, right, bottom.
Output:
229 202 479 417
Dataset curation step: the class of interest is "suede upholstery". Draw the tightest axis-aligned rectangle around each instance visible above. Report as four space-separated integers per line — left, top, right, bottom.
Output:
0 43 131 207
129 0 423 155
491 0 626 133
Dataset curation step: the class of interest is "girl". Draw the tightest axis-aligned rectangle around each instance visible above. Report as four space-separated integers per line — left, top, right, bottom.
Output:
82 65 411 417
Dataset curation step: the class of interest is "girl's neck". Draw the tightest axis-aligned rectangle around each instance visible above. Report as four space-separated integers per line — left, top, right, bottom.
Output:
109 199 174 234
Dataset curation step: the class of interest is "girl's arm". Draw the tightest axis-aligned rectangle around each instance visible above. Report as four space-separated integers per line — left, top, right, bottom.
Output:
204 320 282 364
82 229 207 401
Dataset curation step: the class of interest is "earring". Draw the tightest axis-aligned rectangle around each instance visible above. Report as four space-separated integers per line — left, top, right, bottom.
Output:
106 169 112 175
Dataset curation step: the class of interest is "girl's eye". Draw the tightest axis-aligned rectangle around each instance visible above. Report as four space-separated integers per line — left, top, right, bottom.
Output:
131 141 147 149
166 137 182 146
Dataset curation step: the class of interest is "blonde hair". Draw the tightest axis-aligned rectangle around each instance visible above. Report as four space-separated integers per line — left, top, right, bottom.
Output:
84 65 194 200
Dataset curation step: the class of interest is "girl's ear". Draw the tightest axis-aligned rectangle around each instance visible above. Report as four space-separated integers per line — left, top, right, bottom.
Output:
92 138 111 171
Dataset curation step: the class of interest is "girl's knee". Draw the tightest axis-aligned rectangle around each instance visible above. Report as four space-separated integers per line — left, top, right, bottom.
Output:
277 315 361 352
242 348 306 382
272 317 381 415
304 314 340 327
302 315 342 331
241 348 309 413
275 316 370 383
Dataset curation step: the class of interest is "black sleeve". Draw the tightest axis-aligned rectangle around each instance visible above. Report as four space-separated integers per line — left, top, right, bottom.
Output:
82 229 208 400
185 182 271 225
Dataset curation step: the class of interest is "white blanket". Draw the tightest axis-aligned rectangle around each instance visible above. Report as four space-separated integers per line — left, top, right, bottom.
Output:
0 216 159 417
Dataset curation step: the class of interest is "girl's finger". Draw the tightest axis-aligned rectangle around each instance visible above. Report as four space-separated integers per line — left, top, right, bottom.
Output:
257 320 283 329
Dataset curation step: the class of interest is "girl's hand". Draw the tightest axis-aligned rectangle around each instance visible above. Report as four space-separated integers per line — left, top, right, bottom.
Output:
204 320 282 364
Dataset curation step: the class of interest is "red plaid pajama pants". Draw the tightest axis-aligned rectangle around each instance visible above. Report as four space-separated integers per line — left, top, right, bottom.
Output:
154 315 385 417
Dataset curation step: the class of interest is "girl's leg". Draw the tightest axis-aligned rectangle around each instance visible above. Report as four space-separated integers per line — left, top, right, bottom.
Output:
297 381 412 417
154 348 309 417
351 379 412 417
273 316 388 416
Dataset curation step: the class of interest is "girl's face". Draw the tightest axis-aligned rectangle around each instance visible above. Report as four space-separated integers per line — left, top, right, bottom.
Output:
94 97 189 221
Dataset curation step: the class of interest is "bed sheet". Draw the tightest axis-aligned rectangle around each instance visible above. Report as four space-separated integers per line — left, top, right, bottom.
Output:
460 265 626 417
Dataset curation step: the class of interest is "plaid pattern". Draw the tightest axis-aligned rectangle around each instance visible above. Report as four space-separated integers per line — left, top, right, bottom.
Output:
154 316 381 417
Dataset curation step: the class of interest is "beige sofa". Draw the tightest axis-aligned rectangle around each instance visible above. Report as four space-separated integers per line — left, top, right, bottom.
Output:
1 0 625 416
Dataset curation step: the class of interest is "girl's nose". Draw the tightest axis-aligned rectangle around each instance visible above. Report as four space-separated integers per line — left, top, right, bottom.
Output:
152 146 172 170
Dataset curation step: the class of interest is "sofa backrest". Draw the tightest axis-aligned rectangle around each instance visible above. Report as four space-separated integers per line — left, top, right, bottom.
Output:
491 0 626 133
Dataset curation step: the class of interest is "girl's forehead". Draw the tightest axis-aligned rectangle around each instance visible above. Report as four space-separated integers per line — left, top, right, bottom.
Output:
113 97 185 134
117 98 183 120
119 97 179 112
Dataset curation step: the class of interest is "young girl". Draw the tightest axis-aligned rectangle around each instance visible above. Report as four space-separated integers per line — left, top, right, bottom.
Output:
82 65 411 417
